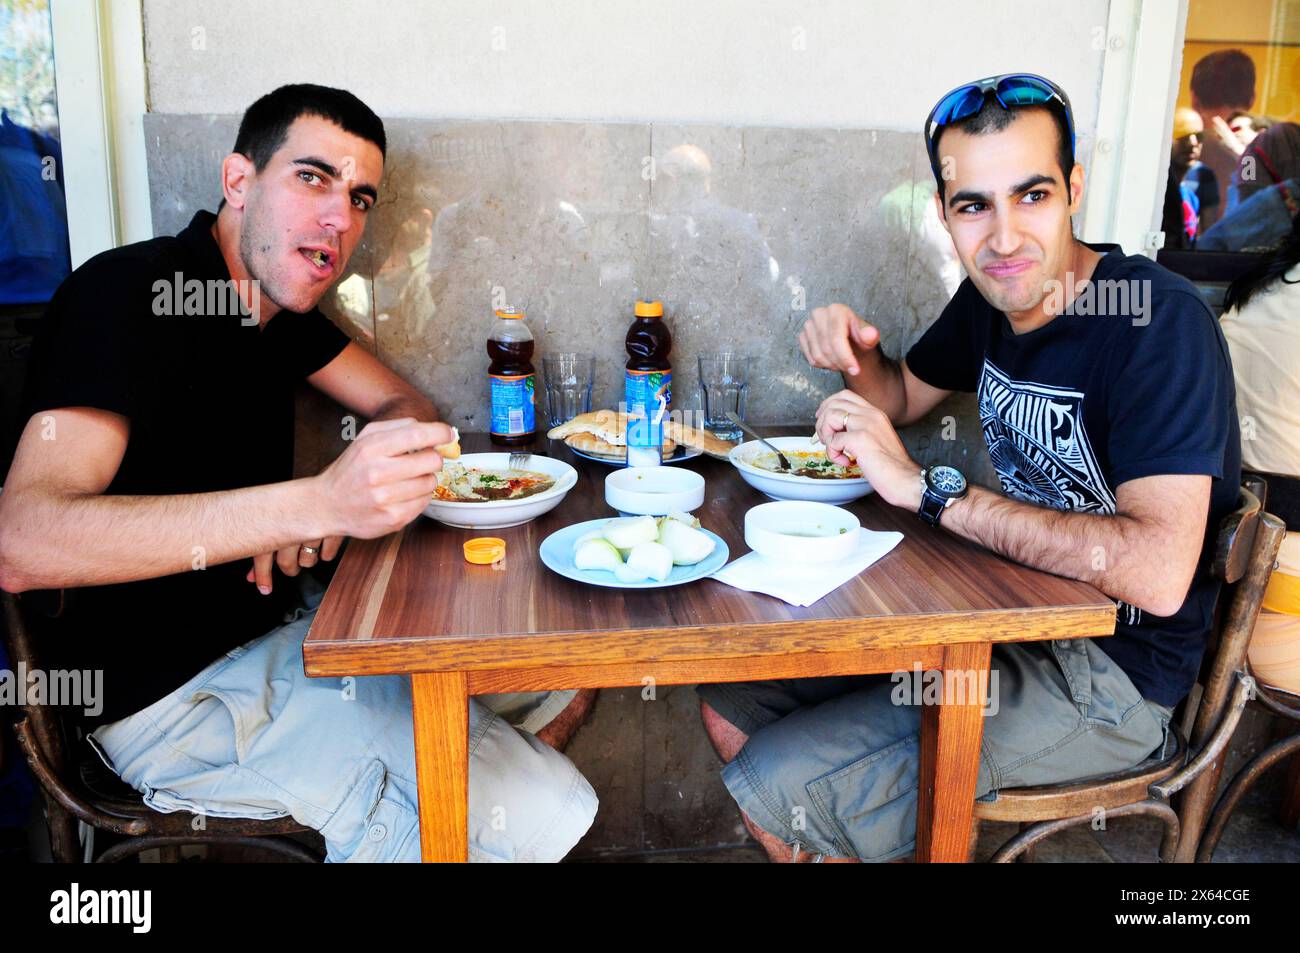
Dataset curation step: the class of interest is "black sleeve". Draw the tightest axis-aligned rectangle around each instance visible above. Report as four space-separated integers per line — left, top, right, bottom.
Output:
282 309 351 379
1105 289 1234 486
19 258 149 422
903 279 985 393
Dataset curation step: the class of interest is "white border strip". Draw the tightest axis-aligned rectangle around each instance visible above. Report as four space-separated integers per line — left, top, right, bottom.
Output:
49 0 152 268
1081 0 1189 257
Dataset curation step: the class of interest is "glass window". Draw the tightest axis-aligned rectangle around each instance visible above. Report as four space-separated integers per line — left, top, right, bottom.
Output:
1163 0 1300 255
0 0 70 303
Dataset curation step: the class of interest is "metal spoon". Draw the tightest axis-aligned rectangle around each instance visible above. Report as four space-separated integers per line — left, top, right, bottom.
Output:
726 412 791 471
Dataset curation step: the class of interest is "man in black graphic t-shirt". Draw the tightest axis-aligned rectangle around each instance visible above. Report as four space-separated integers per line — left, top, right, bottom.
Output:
698 74 1239 863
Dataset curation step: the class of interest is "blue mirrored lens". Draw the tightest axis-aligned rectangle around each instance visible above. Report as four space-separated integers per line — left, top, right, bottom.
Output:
934 87 988 126
995 77 1056 107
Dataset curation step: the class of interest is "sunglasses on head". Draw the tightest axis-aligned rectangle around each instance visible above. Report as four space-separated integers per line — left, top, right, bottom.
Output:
924 73 1076 179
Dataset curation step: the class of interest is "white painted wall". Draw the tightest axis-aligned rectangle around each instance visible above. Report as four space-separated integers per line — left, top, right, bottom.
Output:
142 0 1112 135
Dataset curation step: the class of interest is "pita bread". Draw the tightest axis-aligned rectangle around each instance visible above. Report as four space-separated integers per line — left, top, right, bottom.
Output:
547 409 633 445
565 432 676 460
662 421 737 459
547 408 737 459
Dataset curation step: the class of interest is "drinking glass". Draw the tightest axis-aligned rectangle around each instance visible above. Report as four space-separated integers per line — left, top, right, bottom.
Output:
542 353 595 429
697 353 753 442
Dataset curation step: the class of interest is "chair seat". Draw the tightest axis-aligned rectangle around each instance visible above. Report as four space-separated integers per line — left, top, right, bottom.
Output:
974 726 1187 823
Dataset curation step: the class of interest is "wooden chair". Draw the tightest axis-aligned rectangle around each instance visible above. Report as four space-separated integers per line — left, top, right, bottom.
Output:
1195 678 1300 861
971 482 1286 862
2 590 324 862
1194 472 1299 860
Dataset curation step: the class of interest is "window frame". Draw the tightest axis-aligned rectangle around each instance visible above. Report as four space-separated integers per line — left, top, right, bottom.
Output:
49 0 152 268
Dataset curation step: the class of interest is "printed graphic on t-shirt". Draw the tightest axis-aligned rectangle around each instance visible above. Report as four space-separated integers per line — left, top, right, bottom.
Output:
978 360 1117 515
1117 601 1143 626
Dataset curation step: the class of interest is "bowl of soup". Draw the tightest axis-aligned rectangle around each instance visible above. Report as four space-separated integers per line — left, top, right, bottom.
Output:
728 437 874 505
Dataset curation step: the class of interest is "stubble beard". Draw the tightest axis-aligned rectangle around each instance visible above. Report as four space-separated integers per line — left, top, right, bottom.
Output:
237 203 315 316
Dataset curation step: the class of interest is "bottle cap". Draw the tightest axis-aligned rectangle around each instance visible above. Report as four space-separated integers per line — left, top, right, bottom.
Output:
494 308 526 320
634 300 663 318
463 537 507 565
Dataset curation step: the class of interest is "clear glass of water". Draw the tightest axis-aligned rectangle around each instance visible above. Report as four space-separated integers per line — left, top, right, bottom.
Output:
698 353 753 442
542 353 595 429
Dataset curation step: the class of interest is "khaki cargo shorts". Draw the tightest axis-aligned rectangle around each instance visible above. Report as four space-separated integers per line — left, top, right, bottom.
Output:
697 638 1172 862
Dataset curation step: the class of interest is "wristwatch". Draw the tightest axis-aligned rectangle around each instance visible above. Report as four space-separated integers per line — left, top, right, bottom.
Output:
917 465 968 527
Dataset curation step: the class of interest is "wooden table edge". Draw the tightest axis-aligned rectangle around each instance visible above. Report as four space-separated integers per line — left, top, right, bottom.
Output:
302 602 1116 678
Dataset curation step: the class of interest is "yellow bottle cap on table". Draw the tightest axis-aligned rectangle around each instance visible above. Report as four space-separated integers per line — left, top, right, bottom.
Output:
634 300 663 317
463 537 506 565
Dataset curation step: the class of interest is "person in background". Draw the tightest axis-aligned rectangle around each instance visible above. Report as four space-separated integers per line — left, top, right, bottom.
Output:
1219 213 1300 696
0 110 70 305
1236 121 1300 205
1228 111 1270 149
1162 108 1218 249
1199 123 1300 252
1190 49 1257 230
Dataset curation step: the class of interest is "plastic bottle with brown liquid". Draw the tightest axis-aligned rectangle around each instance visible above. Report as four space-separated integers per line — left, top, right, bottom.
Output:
487 307 536 447
624 300 672 465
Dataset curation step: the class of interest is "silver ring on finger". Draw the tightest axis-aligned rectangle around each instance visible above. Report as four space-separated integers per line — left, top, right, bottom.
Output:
301 545 319 556
842 411 851 430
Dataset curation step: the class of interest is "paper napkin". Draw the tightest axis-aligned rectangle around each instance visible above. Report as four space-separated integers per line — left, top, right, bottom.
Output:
709 528 903 606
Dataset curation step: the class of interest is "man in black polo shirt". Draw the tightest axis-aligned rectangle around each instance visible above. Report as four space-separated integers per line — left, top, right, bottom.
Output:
697 74 1239 862
0 85 597 862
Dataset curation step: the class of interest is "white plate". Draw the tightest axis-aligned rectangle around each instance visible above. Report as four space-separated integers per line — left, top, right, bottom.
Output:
728 436 875 505
539 518 729 589
569 444 704 468
422 453 578 529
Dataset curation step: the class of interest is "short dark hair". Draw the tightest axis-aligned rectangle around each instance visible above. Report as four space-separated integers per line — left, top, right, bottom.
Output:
932 98 1075 204
232 83 386 170
1190 50 1255 110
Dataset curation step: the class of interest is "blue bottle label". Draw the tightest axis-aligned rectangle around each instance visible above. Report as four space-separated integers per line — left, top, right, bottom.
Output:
624 368 672 448
490 373 535 436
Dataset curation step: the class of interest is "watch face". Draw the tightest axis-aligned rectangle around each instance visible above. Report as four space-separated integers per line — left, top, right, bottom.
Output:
928 465 967 496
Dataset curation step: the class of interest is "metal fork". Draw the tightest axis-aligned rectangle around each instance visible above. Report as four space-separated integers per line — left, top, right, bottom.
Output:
508 450 531 470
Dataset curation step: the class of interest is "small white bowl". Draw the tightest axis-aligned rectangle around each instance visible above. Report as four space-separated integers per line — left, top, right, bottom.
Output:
422 453 578 529
729 436 874 505
744 501 860 563
605 466 705 516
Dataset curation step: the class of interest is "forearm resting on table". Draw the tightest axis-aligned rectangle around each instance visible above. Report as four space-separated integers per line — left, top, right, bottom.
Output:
942 484 1201 618
0 478 328 593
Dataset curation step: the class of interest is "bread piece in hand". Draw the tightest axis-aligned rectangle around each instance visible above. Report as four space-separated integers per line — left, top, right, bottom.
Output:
435 426 461 459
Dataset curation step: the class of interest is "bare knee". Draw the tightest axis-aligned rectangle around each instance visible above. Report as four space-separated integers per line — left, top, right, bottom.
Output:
536 688 597 753
700 700 749 763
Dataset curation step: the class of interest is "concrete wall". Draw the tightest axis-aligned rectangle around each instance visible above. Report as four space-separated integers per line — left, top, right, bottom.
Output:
139 0 1115 483
142 0 1110 129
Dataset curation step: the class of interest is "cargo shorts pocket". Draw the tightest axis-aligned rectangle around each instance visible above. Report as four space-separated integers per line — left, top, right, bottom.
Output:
1047 639 1093 710
806 735 919 861
184 645 294 764
321 758 419 863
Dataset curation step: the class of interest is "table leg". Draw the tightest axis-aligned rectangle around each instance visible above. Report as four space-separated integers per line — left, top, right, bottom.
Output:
411 672 469 862
916 642 991 862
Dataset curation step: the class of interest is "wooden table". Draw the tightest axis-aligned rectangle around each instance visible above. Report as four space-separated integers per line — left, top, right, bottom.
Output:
304 430 1116 862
